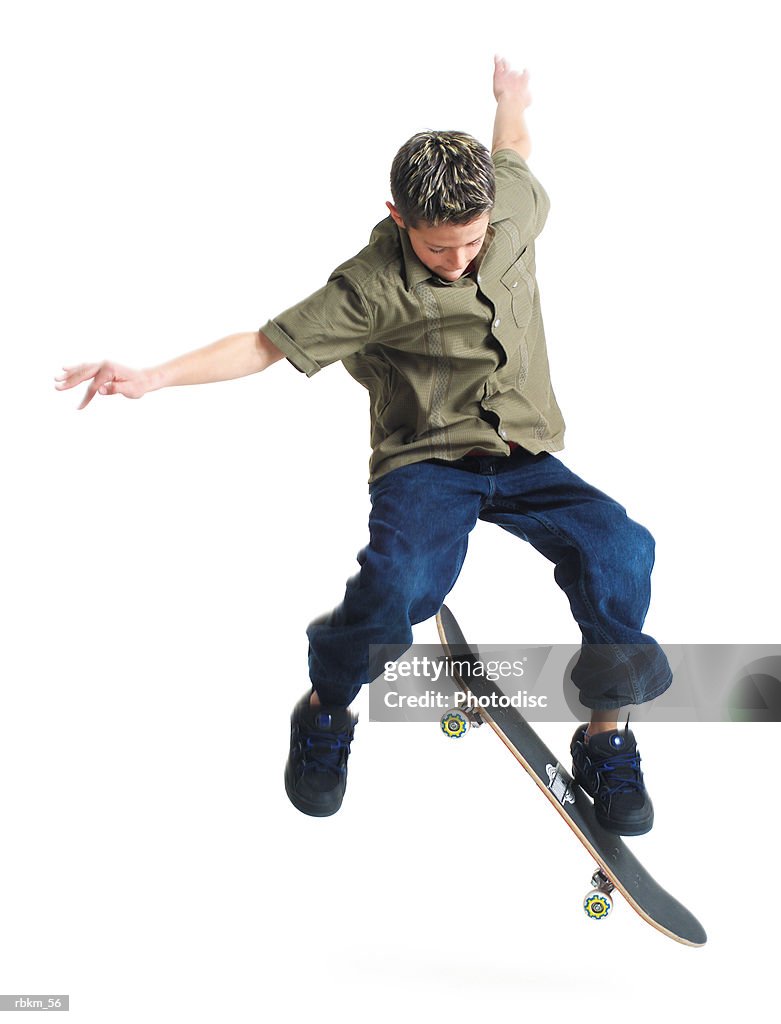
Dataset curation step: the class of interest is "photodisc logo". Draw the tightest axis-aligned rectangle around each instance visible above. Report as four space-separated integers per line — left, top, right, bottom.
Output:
371 645 553 722
369 643 781 723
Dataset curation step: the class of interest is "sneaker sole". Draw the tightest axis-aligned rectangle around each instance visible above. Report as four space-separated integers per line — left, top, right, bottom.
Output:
284 764 345 818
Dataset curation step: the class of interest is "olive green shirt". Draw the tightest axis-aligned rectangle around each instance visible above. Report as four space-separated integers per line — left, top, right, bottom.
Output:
261 149 565 482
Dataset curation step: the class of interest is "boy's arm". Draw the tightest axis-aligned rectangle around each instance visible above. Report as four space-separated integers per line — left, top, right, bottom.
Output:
491 55 533 160
54 329 285 410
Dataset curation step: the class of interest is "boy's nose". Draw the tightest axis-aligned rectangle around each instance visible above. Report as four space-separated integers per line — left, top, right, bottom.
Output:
444 249 467 268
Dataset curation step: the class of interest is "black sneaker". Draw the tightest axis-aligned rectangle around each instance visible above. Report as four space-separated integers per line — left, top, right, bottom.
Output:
284 690 358 817
570 723 654 836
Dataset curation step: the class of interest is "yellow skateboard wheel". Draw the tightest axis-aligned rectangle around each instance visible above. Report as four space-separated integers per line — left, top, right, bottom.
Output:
440 710 470 738
584 890 613 920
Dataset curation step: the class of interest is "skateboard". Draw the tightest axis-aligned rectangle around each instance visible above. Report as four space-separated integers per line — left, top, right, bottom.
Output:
435 605 707 947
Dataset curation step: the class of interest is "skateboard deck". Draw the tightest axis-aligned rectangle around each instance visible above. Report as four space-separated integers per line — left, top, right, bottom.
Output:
435 605 707 946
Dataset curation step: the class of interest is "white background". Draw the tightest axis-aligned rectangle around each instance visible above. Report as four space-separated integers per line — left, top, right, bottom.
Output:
1 0 779 1019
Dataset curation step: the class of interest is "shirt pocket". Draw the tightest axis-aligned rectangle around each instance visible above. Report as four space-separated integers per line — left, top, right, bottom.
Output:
500 247 535 330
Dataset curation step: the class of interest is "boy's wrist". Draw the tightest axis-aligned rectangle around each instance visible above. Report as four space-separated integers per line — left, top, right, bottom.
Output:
143 366 167 392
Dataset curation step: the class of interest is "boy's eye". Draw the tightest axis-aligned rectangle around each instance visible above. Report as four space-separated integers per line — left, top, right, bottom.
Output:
428 238 482 255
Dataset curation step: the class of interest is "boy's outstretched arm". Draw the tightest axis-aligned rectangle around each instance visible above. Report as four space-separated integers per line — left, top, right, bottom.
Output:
54 329 285 410
492 55 533 160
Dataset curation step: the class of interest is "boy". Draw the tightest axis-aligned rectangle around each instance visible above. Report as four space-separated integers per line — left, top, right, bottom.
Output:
55 57 672 834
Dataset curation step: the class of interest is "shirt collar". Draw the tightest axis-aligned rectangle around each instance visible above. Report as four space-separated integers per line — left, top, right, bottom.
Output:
397 223 435 289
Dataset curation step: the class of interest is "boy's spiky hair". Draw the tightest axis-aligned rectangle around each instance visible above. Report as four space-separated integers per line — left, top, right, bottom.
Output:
390 130 495 228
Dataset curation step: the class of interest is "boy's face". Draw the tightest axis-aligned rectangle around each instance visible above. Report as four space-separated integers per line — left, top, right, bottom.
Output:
386 204 491 282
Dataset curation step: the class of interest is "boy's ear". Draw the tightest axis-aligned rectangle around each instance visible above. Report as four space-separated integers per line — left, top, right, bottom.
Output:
386 202 406 229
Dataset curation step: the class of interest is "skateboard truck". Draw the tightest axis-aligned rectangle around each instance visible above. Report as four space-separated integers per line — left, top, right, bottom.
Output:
460 702 484 728
584 868 615 920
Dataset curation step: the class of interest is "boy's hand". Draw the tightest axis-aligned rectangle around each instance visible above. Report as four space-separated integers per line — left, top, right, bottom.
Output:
54 361 152 410
492 56 533 159
55 332 283 408
493 55 532 110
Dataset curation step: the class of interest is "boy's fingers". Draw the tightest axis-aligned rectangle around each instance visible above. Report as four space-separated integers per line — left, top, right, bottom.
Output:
76 367 116 409
99 380 124 395
72 362 102 379
96 377 141 400
77 383 100 410
54 363 101 388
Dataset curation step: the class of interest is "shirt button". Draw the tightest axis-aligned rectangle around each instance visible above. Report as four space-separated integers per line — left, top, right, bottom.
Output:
477 273 482 283
512 281 518 288
499 428 508 439
493 318 501 328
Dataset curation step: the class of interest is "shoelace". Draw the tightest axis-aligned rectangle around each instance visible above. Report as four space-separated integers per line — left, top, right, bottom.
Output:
299 727 353 775
594 751 643 796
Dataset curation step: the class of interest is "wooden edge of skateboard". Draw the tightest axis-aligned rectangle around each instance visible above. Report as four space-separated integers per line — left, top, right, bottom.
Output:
435 611 707 948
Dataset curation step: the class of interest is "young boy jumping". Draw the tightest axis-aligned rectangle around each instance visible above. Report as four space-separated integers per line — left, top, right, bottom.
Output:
56 57 672 835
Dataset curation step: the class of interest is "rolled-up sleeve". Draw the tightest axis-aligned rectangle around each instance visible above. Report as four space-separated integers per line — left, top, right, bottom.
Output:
491 149 551 245
261 273 372 377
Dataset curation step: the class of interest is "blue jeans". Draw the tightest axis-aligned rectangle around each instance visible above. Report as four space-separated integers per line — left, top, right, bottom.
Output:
307 448 672 710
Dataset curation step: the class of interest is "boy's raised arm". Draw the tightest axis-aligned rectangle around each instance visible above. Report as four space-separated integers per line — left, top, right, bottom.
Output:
491 55 533 160
54 329 285 410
